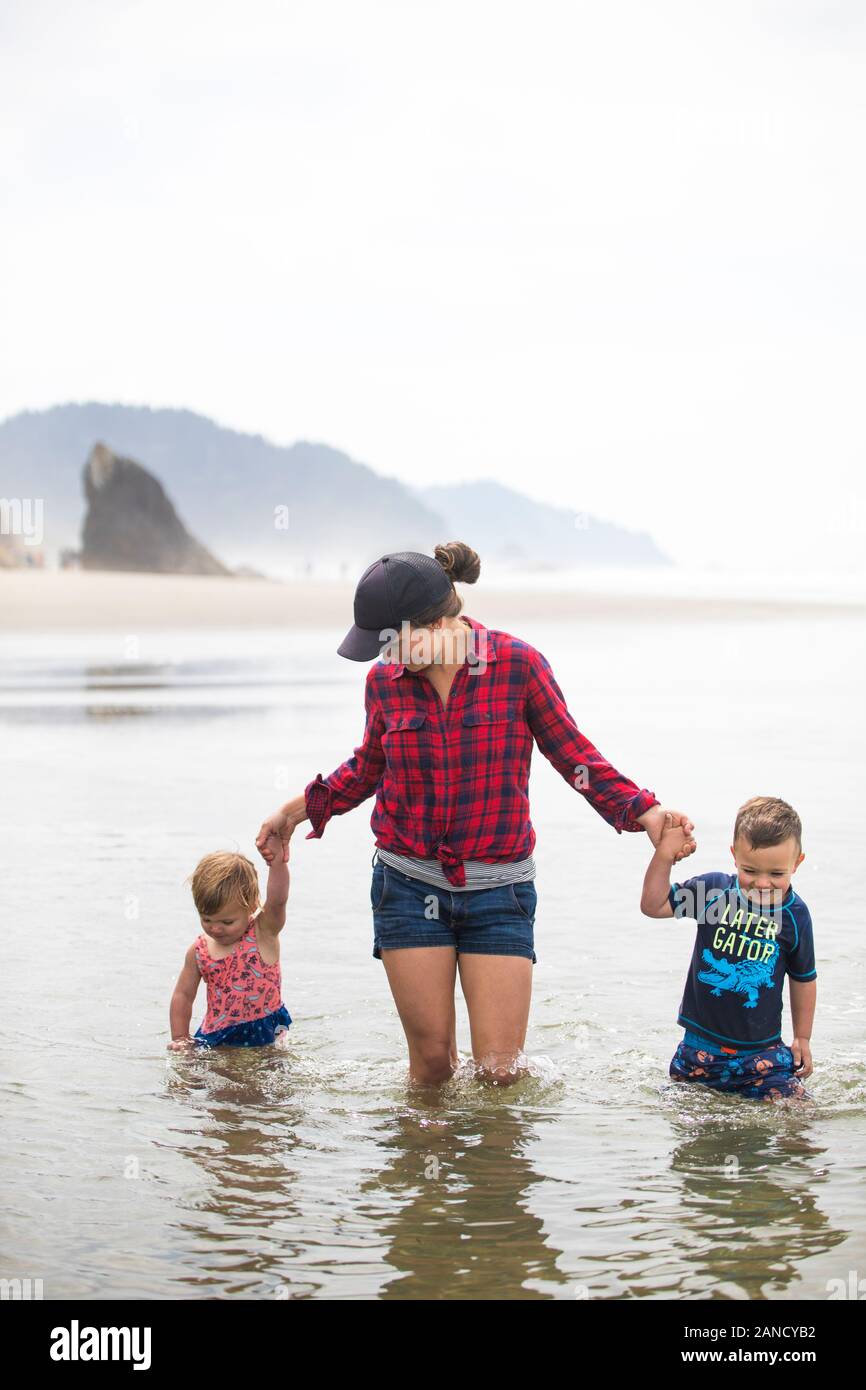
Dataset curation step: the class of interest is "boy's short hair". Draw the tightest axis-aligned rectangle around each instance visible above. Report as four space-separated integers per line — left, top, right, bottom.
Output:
187 851 261 916
733 796 802 855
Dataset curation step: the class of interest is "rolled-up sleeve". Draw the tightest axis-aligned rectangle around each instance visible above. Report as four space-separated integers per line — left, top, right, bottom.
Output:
304 774 334 838
525 647 658 834
304 674 386 840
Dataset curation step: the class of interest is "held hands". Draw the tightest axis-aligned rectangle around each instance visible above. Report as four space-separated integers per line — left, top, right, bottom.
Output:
256 809 295 865
641 807 697 864
259 829 290 869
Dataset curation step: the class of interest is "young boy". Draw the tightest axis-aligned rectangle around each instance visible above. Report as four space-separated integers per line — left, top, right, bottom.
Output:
641 796 816 1101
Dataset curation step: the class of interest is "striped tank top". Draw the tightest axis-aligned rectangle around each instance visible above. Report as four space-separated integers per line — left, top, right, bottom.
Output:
375 846 536 892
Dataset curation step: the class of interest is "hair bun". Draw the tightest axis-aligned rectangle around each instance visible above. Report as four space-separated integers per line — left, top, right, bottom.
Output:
433 541 480 585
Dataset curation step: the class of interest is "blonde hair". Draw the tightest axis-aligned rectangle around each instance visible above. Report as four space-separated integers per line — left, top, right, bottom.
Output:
187 851 261 917
733 796 803 855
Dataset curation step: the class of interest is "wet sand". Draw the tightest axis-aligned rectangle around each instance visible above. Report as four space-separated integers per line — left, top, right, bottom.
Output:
2 569 863 633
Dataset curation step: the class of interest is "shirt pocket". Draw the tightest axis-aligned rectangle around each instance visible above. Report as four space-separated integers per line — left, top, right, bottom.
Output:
459 699 524 772
382 710 432 780
462 700 520 728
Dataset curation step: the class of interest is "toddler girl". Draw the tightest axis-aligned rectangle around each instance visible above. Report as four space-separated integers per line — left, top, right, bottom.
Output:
168 836 291 1049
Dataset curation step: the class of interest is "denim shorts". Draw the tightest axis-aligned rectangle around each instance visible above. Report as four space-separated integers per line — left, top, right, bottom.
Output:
371 856 538 961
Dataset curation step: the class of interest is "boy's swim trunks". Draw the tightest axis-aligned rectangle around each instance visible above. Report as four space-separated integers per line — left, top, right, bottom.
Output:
669 1031 807 1100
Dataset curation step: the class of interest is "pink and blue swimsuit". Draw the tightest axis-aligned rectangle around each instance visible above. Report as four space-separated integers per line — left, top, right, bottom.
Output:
193 920 292 1047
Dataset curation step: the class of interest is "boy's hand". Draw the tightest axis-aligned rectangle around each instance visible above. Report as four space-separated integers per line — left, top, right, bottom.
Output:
653 811 689 864
168 1036 196 1052
790 1037 813 1078
638 806 696 862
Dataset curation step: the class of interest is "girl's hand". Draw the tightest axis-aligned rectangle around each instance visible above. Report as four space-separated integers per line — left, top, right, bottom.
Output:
168 1036 196 1052
256 806 297 864
260 829 289 866
639 806 696 863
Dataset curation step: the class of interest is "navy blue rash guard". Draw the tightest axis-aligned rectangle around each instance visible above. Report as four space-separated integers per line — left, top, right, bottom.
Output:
668 871 817 1051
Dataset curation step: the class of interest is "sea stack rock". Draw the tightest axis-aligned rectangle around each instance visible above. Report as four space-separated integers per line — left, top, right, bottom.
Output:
81 442 231 575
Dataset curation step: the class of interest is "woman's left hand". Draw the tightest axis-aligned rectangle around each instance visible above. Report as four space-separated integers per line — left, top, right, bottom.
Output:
638 806 696 863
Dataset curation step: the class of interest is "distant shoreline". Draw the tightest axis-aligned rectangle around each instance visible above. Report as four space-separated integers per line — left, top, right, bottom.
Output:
1 570 864 633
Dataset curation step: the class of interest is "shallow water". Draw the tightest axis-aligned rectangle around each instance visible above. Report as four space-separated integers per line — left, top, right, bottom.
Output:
1 609 864 1300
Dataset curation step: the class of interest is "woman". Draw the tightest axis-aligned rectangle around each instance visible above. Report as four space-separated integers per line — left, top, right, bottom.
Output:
256 541 696 1086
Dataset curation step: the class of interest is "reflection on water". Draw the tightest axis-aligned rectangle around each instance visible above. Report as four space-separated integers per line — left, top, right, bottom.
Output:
661 1093 845 1300
158 1049 569 1300
1 617 864 1299
148 1044 858 1301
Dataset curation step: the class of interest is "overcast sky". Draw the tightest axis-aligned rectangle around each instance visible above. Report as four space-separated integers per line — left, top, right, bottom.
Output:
2 1 864 572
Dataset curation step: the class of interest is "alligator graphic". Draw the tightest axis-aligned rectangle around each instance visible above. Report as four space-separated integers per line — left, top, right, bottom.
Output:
697 948 777 1008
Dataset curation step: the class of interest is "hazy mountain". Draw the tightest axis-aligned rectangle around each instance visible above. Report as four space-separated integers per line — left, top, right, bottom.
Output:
0 402 669 574
0 402 447 574
415 481 670 569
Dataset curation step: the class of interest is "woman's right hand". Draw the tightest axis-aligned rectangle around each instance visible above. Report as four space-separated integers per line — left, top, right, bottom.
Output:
256 805 297 864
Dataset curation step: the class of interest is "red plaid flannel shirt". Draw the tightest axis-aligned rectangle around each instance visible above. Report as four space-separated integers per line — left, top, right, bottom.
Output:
304 614 658 886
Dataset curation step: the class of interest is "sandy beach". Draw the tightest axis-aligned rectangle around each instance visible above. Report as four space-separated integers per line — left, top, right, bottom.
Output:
2 569 864 633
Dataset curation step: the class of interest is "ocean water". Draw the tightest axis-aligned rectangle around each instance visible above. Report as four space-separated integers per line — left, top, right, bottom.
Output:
1 603 864 1301
480 563 866 606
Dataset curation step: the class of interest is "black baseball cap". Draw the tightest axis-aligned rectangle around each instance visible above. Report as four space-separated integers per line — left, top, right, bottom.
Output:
337 551 455 661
